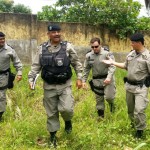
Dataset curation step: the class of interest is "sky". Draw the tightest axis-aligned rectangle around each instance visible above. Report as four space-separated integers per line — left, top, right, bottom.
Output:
13 0 149 17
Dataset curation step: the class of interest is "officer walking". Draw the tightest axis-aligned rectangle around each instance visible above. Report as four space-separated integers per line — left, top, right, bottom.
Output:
82 37 116 119
28 24 82 147
103 33 150 138
0 32 22 121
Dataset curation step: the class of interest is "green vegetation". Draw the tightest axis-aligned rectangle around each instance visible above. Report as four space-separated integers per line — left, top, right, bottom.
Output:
37 0 150 39
0 0 149 39
0 0 31 14
0 66 150 149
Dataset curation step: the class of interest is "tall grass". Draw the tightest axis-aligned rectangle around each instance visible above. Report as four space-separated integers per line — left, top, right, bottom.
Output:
0 66 150 150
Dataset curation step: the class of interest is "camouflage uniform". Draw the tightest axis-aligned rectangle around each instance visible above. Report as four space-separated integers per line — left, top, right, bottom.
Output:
28 41 82 132
82 48 116 113
0 43 22 112
124 49 150 130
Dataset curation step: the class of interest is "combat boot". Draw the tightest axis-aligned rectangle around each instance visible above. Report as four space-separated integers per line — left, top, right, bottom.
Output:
65 120 72 134
0 112 4 122
135 130 143 139
49 131 57 148
109 103 115 113
97 109 104 118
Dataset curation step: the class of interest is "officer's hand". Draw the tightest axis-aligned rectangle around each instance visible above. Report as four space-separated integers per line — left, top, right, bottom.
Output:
102 56 114 65
103 78 111 85
76 79 82 89
82 82 88 89
29 82 33 90
16 75 22 81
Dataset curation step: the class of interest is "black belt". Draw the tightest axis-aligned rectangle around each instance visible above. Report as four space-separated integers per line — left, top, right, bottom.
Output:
0 68 10 74
126 79 144 86
93 74 107 79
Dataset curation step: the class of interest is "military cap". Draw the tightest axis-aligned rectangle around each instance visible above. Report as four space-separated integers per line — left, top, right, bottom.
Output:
48 24 61 31
130 33 144 41
0 32 5 37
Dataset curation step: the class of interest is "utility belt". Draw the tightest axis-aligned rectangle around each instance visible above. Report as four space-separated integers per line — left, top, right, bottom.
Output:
0 68 10 74
0 68 16 90
124 77 145 88
41 70 72 84
89 80 104 96
88 74 107 95
93 74 107 79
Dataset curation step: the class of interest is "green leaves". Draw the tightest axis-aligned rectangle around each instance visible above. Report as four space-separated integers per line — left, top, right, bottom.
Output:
0 0 31 14
37 0 150 39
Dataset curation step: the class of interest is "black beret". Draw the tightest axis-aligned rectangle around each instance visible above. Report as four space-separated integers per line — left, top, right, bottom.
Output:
0 32 5 37
48 24 61 31
130 33 144 41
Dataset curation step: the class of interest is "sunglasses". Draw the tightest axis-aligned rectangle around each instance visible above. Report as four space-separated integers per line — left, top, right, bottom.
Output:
91 45 99 49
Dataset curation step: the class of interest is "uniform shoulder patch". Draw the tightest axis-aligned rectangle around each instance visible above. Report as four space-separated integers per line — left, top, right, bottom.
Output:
41 42 48 46
7 44 13 49
86 50 92 54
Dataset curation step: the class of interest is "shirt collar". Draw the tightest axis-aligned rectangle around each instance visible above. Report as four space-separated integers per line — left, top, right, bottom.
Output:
46 40 61 48
91 47 104 55
0 43 7 51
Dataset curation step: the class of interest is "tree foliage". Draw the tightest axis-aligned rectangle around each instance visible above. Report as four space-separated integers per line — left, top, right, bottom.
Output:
0 0 31 14
37 0 150 39
13 4 31 14
0 0 14 12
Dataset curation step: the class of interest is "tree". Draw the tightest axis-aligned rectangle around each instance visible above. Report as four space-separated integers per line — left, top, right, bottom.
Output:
38 6 61 21
13 4 31 14
37 0 150 39
0 0 14 12
0 0 31 14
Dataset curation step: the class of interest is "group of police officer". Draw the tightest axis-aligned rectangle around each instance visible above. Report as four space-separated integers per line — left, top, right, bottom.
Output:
0 24 149 147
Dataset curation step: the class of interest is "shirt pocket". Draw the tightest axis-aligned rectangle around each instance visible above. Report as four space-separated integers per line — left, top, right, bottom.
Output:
137 60 147 72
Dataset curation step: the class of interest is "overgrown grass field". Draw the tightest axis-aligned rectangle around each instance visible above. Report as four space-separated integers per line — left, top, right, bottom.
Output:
0 66 150 150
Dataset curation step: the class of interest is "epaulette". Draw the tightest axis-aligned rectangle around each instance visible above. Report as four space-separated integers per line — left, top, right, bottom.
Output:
41 42 48 46
104 47 109 51
61 41 67 50
7 44 13 49
86 50 92 54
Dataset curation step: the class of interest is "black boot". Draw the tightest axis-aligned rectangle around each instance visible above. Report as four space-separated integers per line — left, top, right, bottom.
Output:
65 120 72 134
109 103 115 113
50 131 57 147
0 112 4 122
97 109 104 118
135 130 143 139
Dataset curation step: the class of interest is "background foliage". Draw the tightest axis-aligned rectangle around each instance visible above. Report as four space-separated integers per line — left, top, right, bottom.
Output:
0 0 31 14
0 0 149 39
37 0 150 39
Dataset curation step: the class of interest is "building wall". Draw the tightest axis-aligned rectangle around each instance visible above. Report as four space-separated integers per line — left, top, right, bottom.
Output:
0 13 150 64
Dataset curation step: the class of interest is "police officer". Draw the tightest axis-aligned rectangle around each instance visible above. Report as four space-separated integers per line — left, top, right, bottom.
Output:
28 24 82 147
103 33 150 138
0 32 22 121
82 37 116 119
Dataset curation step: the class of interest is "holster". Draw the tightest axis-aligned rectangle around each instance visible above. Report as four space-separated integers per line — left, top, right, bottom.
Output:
88 80 104 96
89 80 94 91
8 71 16 89
123 77 127 83
144 76 150 87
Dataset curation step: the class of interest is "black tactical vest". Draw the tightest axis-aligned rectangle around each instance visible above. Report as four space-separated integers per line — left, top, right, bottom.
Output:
40 41 72 84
